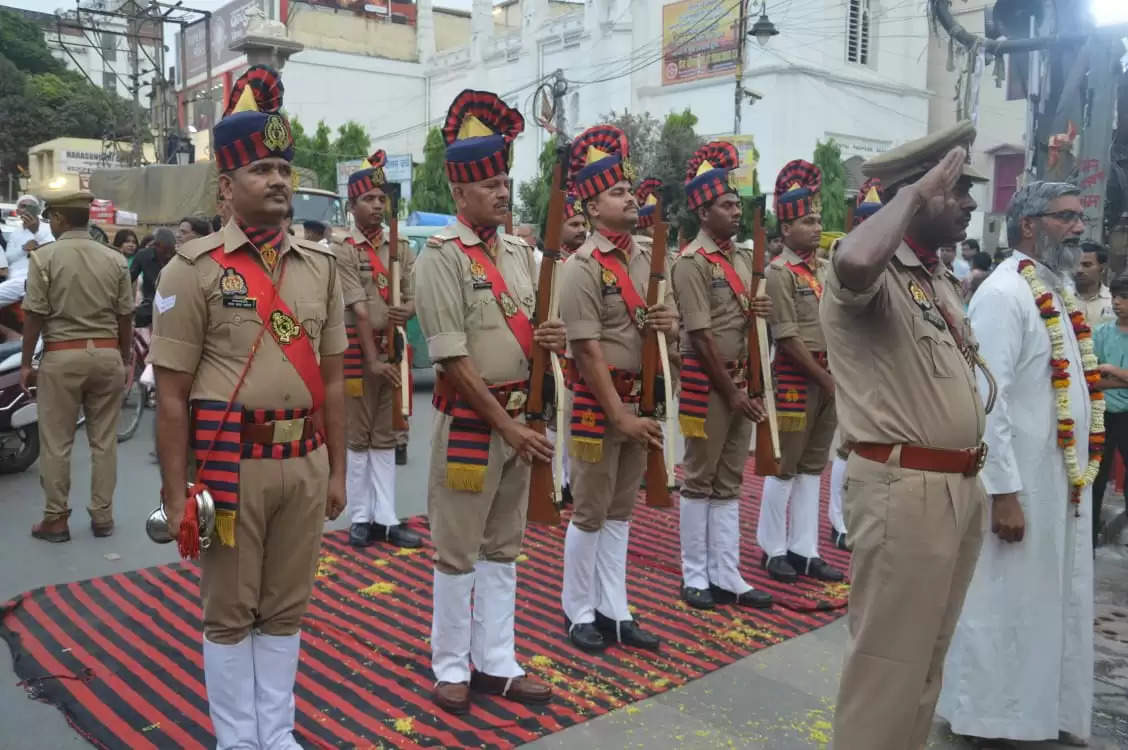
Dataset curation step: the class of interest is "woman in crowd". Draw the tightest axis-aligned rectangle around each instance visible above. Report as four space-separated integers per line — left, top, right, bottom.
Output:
112 228 139 259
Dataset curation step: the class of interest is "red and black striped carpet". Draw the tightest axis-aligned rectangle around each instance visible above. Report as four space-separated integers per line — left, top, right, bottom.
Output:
1 463 850 749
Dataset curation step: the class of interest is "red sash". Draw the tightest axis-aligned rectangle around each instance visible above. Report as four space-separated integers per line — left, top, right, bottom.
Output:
699 250 752 318
209 247 326 411
786 261 823 300
456 239 533 360
593 249 648 330
346 237 391 304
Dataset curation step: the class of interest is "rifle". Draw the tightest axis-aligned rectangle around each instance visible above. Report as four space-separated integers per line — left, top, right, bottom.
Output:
640 194 674 508
749 198 781 475
844 195 855 233
505 178 515 235
525 149 567 525
386 183 411 432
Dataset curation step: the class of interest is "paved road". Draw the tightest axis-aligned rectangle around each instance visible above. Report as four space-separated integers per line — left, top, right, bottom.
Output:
1 380 1126 749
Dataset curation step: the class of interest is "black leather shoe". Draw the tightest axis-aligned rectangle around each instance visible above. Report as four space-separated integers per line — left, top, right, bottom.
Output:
761 553 798 583
710 584 773 608
395 444 407 465
594 611 661 651
372 523 422 548
681 585 715 610
348 523 373 547
829 528 849 550
564 617 607 652
787 552 845 582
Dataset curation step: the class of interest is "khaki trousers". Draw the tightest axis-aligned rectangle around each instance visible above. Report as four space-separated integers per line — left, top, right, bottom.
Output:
201 447 328 644
682 390 755 499
776 379 836 477
37 347 124 523
346 369 397 451
834 449 986 750
569 422 646 532
428 412 530 575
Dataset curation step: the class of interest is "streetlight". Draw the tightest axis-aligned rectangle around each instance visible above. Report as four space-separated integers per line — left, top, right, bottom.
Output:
749 1 779 46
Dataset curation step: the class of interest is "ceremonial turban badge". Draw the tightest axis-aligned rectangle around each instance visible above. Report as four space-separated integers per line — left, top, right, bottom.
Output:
348 150 388 200
442 89 525 183
214 65 294 171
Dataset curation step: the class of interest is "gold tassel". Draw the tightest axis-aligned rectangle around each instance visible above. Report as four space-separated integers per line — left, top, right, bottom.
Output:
345 378 364 398
571 437 603 463
777 414 807 433
215 510 236 547
679 415 707 439
446 463 485 492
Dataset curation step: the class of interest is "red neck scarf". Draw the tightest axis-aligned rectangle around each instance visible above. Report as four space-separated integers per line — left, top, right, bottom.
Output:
236 219 284 269
458 215 497 250
706 230 734 255
904 235 940 275
597 228 632 255
361 224 383 247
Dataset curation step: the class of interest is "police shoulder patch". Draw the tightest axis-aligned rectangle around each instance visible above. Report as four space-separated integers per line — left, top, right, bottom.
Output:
178 232 224 264
292 236 336 258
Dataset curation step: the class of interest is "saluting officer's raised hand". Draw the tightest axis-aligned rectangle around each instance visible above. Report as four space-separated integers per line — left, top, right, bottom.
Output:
913 147 966 221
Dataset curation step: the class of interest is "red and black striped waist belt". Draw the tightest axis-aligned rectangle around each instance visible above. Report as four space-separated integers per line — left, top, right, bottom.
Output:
564 359 641 403
433 374 529 417
193 406 322 445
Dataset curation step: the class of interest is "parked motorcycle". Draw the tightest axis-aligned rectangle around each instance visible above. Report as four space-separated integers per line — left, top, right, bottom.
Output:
0 339 40 474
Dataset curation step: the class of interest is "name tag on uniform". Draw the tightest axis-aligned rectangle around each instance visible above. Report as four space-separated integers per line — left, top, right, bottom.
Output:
797 287 816 297
222 297 257 310
602 285 621 296
473 281 493 290
711 279 729 289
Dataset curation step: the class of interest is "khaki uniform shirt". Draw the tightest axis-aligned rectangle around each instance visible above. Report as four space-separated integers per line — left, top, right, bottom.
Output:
150 220 347 409
672 231 752 362
820 242 985 450
333 227 415 334
414 221 536 384
23 229 133 342
559 230 677 370
766 247 828 353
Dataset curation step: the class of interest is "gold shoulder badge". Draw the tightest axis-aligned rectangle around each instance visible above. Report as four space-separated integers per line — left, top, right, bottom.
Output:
270 310 302 344
601 267 616 287
908 280 932 310
220 267 249 297
711 263 725 279
263 114 291 152
470 260 488 285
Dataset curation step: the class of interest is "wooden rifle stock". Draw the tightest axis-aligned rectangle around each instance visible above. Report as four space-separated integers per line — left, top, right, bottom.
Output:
525 156 567 526
749 201 781 475
387 185 410 433
640 198 673 508
505 178 515 235
844 196 855 233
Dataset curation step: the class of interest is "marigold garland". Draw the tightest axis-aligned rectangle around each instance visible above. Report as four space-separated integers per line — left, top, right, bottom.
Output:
1018 259 1105 511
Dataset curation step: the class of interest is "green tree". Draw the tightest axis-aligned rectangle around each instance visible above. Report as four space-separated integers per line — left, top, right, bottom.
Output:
598 110 661 180
517 139 562 234
813 138 847 232
410 127 456 215
650 108 704 245
289 116 374 191
0 10 145 191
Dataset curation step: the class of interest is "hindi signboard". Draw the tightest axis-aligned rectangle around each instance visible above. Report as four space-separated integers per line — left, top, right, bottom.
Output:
662 0 740 87
180 0 262 83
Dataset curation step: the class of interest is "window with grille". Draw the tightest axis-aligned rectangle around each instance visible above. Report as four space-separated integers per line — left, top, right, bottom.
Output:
102 70 117 92
846 0 872 66
100 32 117 62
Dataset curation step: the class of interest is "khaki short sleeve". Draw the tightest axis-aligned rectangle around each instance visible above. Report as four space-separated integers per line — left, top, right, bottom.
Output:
22 252 49 316
400 240 416 303
114 259 134 315
671 254 710 333
415 243 468 361
826 255 888 312
765 264 799 339
560 256 603 342
150 256 206 374
334 241 365 307
320 258 347 356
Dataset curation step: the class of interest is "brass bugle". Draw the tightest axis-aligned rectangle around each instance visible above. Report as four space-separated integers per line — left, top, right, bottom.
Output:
146 484 217 551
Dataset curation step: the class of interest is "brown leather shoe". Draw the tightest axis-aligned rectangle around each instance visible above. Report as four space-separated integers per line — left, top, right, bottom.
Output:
433 681 470 714
469 672 551 704
92 520 114 538
31 517 71 543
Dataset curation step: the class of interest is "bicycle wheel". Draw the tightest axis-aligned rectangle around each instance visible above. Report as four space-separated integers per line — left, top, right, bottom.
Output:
116 360 145 442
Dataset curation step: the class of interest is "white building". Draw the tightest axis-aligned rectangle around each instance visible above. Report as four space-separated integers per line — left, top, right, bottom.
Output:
424 0 933 203
926 0 1028 252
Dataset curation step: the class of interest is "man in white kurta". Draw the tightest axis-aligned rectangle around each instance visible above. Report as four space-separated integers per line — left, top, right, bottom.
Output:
938 182 1093 744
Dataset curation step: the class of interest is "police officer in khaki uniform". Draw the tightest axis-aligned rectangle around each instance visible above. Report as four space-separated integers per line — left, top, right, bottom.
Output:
417 89 563 715
757 160 844 584
672 142 774 611
558 125 676 653
21 191 132 542
823 123 989 750
335 150 421 549
151 66 347 750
